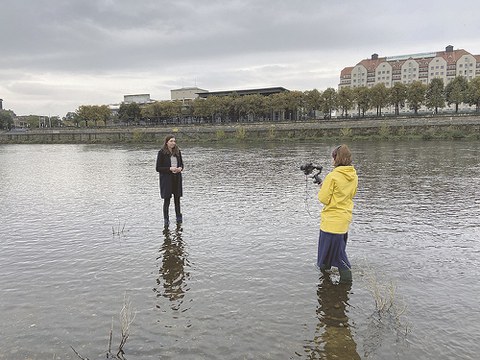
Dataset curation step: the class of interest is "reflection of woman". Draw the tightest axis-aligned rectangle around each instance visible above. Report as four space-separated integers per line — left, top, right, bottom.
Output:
304 277 360 359
154 227 190 311
317 145 358 283
156 135 183 227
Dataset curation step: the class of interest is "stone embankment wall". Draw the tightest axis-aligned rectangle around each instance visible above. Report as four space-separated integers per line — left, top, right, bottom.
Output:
1 115 479 144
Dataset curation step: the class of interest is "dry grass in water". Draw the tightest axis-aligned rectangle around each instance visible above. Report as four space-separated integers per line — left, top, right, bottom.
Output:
112 220 127 236
72 292 136 360
356 260 410 336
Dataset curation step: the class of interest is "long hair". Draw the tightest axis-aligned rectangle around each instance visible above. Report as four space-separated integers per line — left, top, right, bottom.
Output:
332 144 352 167
162 135 181 156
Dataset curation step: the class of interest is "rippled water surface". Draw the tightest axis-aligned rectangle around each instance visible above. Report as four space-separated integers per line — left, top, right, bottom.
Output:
1 141 479 359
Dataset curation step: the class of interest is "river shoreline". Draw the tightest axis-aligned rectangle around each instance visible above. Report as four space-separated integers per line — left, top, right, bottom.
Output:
1 115 480 144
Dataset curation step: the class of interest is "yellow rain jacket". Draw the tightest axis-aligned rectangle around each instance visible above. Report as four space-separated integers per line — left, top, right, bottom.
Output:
318 165 358 234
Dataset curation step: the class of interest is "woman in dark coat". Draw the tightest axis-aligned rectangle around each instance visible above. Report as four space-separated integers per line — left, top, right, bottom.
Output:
156 135 183 227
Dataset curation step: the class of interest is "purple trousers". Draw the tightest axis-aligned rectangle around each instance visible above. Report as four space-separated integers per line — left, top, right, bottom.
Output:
317 230 351 270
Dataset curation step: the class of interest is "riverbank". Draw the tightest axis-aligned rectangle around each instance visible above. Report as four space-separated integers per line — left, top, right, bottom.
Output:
1 115 480 144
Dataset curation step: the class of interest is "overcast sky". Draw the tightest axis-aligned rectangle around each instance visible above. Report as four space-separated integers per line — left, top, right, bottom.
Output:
1 0 479 117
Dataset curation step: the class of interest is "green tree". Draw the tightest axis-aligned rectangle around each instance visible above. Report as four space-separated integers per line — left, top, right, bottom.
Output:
192 98 209 121
304 89 323 119
203 96 219 122
354 86 370 117
406 81 427 115
466 77 480 112
0 109 14 130
49 116 62 127
76 105 112 127
284 90 305 121
370 83 389 116
226 93 241 122
337 87 355 118
76 105 94 127
389 82 407 115
64 112 80 127
425 78 445 114
321 88 337 119
89 105 111 127
202 96 229 122
25 115 40 128
236 94 268 121
142 102 164 124
118 103 141 125
269 92 288 121
162 100 183 121
445 76 468 113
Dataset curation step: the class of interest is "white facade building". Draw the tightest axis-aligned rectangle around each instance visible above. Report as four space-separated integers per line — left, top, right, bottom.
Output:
339 45 480 89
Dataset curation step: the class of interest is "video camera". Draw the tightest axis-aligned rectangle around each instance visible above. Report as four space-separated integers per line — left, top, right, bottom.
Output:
300 163 323 185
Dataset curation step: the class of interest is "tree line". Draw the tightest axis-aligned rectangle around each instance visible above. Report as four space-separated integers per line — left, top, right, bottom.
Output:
2 75 479 130
79 75 480 126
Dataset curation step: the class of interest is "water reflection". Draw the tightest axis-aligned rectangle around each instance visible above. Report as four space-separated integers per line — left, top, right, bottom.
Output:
153 225 191 312
304 275 360 360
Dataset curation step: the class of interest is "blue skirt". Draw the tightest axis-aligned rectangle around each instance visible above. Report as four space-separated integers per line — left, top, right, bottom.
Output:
317 231 351 270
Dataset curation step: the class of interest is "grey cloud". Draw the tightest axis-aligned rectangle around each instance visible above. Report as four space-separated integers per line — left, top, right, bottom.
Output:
1 0 480 115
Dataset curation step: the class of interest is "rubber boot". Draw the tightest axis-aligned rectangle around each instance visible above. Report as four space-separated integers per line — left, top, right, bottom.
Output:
339 268 352 284
319 264 332 272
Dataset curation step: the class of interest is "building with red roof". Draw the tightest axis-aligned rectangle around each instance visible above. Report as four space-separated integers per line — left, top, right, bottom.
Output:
339 45 479 89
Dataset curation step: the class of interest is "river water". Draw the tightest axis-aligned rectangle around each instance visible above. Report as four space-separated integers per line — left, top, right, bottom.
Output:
0 141 479 360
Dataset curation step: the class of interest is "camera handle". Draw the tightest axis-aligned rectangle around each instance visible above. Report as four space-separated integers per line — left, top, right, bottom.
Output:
312 171 322 185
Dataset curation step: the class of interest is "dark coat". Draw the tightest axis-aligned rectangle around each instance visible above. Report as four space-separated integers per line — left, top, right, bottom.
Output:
156 149 183 199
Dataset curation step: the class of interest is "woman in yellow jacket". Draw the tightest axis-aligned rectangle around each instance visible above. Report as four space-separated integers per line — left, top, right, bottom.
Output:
317 145 358 283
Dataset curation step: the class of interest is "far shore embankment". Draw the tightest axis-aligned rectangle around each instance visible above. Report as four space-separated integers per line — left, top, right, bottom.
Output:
1 115 480 144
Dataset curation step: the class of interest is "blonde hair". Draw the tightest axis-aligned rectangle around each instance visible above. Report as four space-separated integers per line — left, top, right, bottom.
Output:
332 144 352 166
